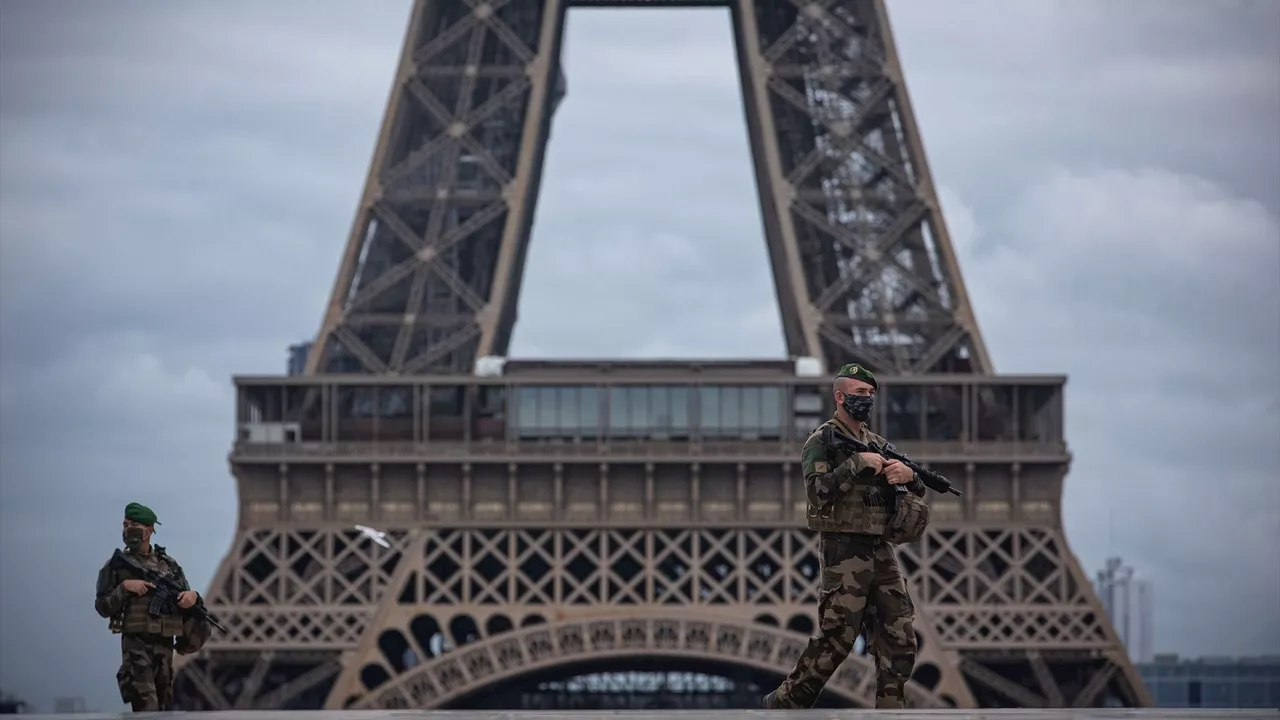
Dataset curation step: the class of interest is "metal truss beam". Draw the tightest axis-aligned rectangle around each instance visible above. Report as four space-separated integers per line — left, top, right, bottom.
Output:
174 521 1150 710
305 0 992 377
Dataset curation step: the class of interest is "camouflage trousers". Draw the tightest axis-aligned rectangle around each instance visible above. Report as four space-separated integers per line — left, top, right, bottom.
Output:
116 633 175 712
766 532 918 709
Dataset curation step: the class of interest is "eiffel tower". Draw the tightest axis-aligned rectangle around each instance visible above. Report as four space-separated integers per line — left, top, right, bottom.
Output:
172 0 1151 710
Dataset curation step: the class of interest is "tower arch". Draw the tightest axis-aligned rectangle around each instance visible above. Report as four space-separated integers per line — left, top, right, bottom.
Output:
341 615 949 709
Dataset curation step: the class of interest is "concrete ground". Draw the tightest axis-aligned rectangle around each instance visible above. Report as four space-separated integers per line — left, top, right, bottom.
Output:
17 710 1278 719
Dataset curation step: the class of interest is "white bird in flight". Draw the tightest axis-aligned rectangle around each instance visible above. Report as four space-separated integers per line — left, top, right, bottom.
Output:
353 524 392 548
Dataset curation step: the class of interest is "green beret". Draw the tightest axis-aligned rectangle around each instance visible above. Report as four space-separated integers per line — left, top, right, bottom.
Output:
835 362 878 389
124 502 160 527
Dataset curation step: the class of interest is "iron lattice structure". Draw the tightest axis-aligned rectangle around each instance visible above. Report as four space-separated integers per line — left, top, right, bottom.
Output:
303 0 989 378
172 0 1151 711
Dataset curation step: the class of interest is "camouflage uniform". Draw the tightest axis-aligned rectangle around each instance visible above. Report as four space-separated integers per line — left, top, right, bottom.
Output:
764 412 927 709
95 504 203 712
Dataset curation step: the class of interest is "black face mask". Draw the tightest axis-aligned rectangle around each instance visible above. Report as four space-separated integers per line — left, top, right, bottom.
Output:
123 527 145 550
841 393 875 423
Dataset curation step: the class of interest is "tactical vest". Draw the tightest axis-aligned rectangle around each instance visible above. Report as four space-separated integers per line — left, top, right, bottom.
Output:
108 548 185 637
805 421 891 536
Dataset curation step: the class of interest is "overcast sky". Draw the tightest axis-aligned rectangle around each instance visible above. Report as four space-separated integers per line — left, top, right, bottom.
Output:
1 0 1277 711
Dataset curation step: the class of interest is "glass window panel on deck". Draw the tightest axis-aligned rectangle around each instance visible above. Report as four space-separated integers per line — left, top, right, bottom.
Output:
794 416 819 440
719 386 741 437
627 386 649 435
556 386 580 436
472 386 507 441
792 387 825 440
379 386 412 416
517 387 539 439
578 386 600 437
670 387 690 434
975 385 1015 441
792 389 824 415
241 386 284 424
698 387 721 436
882 385 924 441
282 385 324 442
1017 384 1059 443
740 387 761 437
760 386 783 439
427 386 465 441
610 386 633 437
649 386 672 437
923 384 963 441
336 386 376 441
376 385 415 441
537 387 559 433
237 387 259 424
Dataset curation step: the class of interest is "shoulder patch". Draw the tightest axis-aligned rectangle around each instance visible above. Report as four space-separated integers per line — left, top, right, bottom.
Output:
813 460 830 474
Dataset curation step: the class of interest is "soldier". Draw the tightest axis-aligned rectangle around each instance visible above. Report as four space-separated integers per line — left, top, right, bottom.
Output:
95 503 208 712
762 363 931 709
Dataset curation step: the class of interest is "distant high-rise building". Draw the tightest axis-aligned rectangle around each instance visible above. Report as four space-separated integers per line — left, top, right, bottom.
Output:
1095 556 1155 664
1139 654 1280 708
287 342 312 376
53 697 86 714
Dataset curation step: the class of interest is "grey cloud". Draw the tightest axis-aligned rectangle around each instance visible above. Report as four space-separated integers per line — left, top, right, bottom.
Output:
889 0 1280 216
941 164 1280 654
1 0 1278 712
1 0 411 115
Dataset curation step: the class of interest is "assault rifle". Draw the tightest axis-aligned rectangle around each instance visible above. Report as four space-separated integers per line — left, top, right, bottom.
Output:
820 427 964 497
109 549 228 634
